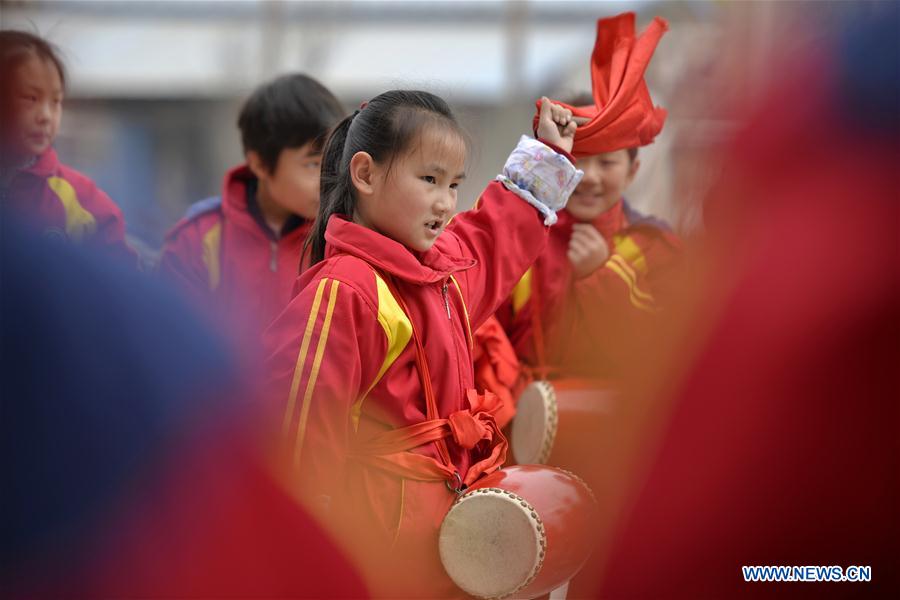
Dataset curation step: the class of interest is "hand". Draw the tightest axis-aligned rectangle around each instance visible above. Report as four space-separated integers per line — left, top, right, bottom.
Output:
567 223 610 279
536 97 578 154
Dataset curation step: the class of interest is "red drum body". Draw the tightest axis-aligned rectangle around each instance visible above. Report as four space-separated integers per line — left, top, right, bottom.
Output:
438 464 598 599
510 380 615 468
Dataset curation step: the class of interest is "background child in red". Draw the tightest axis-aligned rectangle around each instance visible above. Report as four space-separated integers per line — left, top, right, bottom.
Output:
265 90 582 596
495 126 681 382
0 31 135 264
494 14 680 384
158 73 344 347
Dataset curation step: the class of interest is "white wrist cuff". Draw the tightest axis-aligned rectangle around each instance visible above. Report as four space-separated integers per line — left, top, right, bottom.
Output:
495 135 583 225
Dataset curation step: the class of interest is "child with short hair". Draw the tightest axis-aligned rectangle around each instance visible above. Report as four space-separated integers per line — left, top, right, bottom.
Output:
158 73 344 345
0 30 135 263
496 132 680 382
496 14 680 384
266 90 581 596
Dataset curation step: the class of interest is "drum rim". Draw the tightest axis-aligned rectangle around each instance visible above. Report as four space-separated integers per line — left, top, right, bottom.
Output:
554 467 599 506
535 380 558 464
512 380 558 465
442 487 547 599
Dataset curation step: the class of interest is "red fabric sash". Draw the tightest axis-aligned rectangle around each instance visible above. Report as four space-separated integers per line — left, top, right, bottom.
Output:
350 274 507 490
472 317 521 429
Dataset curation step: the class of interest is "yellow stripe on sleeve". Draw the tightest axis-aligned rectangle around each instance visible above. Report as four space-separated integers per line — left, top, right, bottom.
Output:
293 279 341 465
283 278 329 436
511 268 533 314
612 233 649 275
608 255 655 302
202 222 222 291
350 271 412 431
605 256 657 313
47 176 97 241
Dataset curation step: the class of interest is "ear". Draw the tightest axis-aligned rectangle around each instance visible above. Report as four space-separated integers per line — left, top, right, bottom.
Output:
246 150 271 180
349 151 377 196
626 157 641 186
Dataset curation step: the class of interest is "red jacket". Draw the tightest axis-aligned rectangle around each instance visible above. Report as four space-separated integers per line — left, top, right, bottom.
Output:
1 148 135 263
158 165 312 348
265 181 556 596
496 199 681 382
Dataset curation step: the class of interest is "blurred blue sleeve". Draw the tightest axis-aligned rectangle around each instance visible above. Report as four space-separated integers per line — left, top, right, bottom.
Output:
0 216 243 575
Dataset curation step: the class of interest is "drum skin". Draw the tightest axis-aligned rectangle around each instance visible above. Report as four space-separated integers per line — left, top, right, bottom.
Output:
511 380 615 469
439 465 599 599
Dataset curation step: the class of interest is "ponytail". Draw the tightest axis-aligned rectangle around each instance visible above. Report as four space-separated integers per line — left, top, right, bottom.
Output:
307 91 466 266
309 113 355 264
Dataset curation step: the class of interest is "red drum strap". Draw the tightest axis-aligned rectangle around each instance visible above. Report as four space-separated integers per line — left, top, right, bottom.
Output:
350 273 507 489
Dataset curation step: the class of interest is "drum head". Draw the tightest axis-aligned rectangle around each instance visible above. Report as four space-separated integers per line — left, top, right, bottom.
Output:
439 489 544 599
511 381 556 464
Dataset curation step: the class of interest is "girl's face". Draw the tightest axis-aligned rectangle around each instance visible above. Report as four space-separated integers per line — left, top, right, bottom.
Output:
355 126 466 253
5 54 63 160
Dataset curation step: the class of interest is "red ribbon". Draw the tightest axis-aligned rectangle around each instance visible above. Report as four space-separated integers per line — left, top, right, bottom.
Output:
350 390 507 487
533 12 668 158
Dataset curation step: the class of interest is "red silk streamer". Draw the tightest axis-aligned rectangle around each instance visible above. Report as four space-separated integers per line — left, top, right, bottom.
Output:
534 12 669 158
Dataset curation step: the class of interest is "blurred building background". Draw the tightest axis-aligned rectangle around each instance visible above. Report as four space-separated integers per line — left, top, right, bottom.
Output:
2 0 785 254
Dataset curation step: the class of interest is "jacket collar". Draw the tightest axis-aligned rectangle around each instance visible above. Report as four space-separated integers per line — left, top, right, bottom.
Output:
221 164 309 242
324 214 475 284
591 198 626 239
555 198 626 240
22 147 60 178
221 164 259 227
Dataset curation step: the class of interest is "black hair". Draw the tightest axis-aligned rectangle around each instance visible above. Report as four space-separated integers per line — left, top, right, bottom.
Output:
565 91 638 162
0 30 67 133
0 30 67 88
237 73 344 173
309 90 466 264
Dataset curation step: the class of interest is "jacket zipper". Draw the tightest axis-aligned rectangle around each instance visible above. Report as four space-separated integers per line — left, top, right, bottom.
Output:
269 240 278 272
441 279 451 320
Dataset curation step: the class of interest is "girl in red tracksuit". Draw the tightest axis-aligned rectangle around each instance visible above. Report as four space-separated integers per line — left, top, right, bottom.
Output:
265 90 582 596
0 31 134 264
